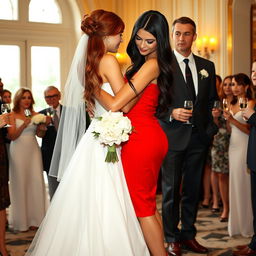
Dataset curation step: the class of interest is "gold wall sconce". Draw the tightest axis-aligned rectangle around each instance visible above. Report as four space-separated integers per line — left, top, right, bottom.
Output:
196 36 217 60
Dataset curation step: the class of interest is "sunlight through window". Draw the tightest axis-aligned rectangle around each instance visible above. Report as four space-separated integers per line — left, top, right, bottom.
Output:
0 45 20 95
0 0 18 20
31 46 60 111
29 0 62 24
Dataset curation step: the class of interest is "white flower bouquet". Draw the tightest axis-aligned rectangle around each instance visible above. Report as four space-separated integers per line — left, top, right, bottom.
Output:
31 114 47 125
92 111 133 163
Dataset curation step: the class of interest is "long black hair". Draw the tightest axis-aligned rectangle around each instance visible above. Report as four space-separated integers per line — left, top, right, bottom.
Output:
125 10 173 116
230 73 253 105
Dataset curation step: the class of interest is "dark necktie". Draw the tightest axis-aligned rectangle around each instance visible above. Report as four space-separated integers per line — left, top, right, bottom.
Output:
53 109 59 130
183 58 196 102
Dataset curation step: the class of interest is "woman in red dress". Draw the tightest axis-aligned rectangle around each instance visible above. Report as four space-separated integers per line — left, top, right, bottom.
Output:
95 10 173 256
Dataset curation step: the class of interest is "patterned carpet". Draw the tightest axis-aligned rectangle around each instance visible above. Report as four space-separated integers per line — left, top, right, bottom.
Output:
5 195 251 256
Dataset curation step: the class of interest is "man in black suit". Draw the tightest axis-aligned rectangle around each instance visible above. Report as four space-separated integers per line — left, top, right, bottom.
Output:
40 86 62 200
233 61 256 256
159 17 218 256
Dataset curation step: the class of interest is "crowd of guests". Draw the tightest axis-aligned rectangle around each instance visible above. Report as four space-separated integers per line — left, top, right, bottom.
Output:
0 79 62 256
0 13 256 256
199 62 256 256
201 71 255 238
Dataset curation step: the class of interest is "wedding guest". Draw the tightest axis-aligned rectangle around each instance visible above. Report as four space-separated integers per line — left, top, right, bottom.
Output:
2 89 12 149
2 90 11 104
95 10 173 255
233 61 256 256
40 86 62 200
201 74 223 210
0 114 10 256
159 17 218 255
223 73 254 237
0 78 3 100
211 75 233 222
7 88 48 232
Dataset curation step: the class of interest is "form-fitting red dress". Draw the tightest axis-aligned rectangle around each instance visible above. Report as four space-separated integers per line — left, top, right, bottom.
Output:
121 83 168 217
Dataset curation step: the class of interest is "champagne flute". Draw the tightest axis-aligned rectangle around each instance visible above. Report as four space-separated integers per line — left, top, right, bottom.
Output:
222 98 229 111
24 109 31 117
213 100 221 109
184 100 193 124
46 107 54 126
1 104 11 127
239 97 248 110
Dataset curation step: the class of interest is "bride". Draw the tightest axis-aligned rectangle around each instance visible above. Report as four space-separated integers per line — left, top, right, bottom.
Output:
26 9 149 256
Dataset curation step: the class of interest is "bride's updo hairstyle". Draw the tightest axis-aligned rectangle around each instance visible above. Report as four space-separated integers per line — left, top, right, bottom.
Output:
81 9 124 106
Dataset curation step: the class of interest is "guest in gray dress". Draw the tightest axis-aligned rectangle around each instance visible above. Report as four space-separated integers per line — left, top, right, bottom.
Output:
211 75 233 222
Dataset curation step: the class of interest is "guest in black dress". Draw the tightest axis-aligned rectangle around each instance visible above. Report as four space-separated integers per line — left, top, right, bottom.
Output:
0 114 10 256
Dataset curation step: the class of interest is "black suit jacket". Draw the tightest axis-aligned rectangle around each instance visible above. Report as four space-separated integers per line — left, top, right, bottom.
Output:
40 105 62 173
247 111 256 172
159 53 218 151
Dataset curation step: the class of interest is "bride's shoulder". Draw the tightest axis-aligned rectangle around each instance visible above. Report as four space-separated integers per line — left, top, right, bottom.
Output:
101 54 119 66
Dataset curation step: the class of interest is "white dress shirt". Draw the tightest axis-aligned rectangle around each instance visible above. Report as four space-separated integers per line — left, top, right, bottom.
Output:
173 49 198 95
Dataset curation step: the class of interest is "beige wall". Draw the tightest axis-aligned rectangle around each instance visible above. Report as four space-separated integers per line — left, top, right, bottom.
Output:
232 0 253 76
73 0 253 78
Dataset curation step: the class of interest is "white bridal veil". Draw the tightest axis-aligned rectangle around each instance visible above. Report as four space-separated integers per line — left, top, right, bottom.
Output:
49 34 88 180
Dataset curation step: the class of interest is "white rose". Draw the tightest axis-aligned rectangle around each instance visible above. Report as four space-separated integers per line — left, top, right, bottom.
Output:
199 69 209 79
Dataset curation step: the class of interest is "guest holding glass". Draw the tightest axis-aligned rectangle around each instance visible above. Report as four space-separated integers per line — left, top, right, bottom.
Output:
7 88 48 232
223 73 254 237
1 89 12 152
201 74 223 210
40 86 62 200
211 75 233 222
233 61 256 256
159 17 218 255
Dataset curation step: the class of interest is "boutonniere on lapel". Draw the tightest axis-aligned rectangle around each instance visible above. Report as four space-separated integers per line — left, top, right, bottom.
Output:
199 69 209 80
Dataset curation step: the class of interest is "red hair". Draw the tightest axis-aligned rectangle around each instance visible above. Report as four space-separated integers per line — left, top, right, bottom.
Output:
81 9 124 106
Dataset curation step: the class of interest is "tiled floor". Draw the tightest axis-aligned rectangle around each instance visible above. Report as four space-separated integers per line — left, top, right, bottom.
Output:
5 196 251 256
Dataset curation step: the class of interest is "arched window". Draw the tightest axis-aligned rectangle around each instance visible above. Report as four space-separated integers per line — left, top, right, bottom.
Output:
0 0 78 111
29 0 62 24
0 0 18 20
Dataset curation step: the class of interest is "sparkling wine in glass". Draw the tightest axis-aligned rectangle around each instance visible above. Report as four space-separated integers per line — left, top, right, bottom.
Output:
184 100 193 124
239 97 248 110
222 98 229 111
24 109 31 117
1 104 11 127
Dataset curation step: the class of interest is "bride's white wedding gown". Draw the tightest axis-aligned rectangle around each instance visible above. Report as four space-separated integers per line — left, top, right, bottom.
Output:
26 83 149 256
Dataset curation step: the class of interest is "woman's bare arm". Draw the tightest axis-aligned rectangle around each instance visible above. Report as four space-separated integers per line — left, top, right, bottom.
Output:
96 58 159 112
99 54 141 112
8 113 31 140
